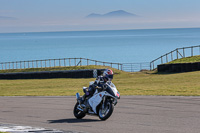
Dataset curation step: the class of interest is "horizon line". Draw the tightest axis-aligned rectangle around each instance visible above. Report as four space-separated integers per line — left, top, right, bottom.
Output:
0 27 200 34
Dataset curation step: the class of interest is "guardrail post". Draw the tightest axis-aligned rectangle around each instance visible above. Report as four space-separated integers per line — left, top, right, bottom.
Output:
74 58 76 66
32 61 34 68
183 48 185 58
54 59 56 67
191 47 193 56
49 60 51 67
45 60 47 68
64 58 66 67
176 49 179 59
171 51 173 61
166 54 168 63
59 59 61 67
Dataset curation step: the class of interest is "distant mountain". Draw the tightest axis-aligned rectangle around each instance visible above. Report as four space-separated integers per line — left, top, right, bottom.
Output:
85 10 137 18
86 13 102 18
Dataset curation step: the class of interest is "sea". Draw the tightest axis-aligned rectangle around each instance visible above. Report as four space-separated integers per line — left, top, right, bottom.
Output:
1 28 200 64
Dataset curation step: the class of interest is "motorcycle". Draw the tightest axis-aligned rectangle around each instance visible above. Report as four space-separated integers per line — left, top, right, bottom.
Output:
73 81 120 120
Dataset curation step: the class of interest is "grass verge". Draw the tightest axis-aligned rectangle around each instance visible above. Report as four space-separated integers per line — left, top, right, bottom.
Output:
168 55 200 64
0 67 200 96
0 65 107 73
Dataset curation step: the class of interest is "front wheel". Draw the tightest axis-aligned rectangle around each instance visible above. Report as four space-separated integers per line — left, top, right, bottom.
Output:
73 102 86 119
98 100 114 120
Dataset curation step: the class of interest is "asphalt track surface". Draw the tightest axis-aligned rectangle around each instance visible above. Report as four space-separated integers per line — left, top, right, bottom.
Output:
1 96 200 133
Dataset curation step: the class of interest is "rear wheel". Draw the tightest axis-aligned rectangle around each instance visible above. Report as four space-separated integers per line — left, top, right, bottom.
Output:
98 100 114 120
73 102 86 119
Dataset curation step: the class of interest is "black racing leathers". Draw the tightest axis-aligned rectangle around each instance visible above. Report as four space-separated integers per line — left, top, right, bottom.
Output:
81 76 107 103
88 76 107 96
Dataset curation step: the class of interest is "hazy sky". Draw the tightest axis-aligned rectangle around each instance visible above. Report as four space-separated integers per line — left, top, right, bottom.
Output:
1 0 200 33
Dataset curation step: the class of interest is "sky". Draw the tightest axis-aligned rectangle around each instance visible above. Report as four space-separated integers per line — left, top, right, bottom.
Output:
0 0 200 33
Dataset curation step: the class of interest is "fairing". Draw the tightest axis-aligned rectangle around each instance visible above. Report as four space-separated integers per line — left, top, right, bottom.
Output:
88 82 120 114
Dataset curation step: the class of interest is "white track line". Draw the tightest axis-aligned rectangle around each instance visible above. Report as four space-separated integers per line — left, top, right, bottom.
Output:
0 123 63 133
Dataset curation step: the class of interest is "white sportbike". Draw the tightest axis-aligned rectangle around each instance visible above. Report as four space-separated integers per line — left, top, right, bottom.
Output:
73 81 120 120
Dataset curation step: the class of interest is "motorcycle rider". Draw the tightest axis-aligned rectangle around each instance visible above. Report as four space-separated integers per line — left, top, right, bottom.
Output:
81 69 114 103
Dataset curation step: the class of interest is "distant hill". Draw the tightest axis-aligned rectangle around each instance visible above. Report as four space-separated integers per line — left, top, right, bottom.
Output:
85 10 137 18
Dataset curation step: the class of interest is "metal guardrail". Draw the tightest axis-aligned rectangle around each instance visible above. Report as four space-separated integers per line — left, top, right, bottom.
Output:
122 63 150 72
0 58 150 72
0 58 123 71
150 45 200 70
4 45 198 72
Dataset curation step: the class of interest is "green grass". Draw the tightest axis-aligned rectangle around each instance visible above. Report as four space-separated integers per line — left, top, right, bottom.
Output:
168 55 200 64
1 67 200 96
0 65 108 73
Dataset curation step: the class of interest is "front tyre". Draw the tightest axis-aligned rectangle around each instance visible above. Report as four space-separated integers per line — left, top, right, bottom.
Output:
73 102 86 119
98 100 114 120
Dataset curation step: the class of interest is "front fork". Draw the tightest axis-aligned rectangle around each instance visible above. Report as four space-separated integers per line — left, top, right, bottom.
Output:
102 96 106 109
102 96 118 108
101 96 107 114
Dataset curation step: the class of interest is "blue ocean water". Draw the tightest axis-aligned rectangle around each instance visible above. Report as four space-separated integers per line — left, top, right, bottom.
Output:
0 28 200 63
